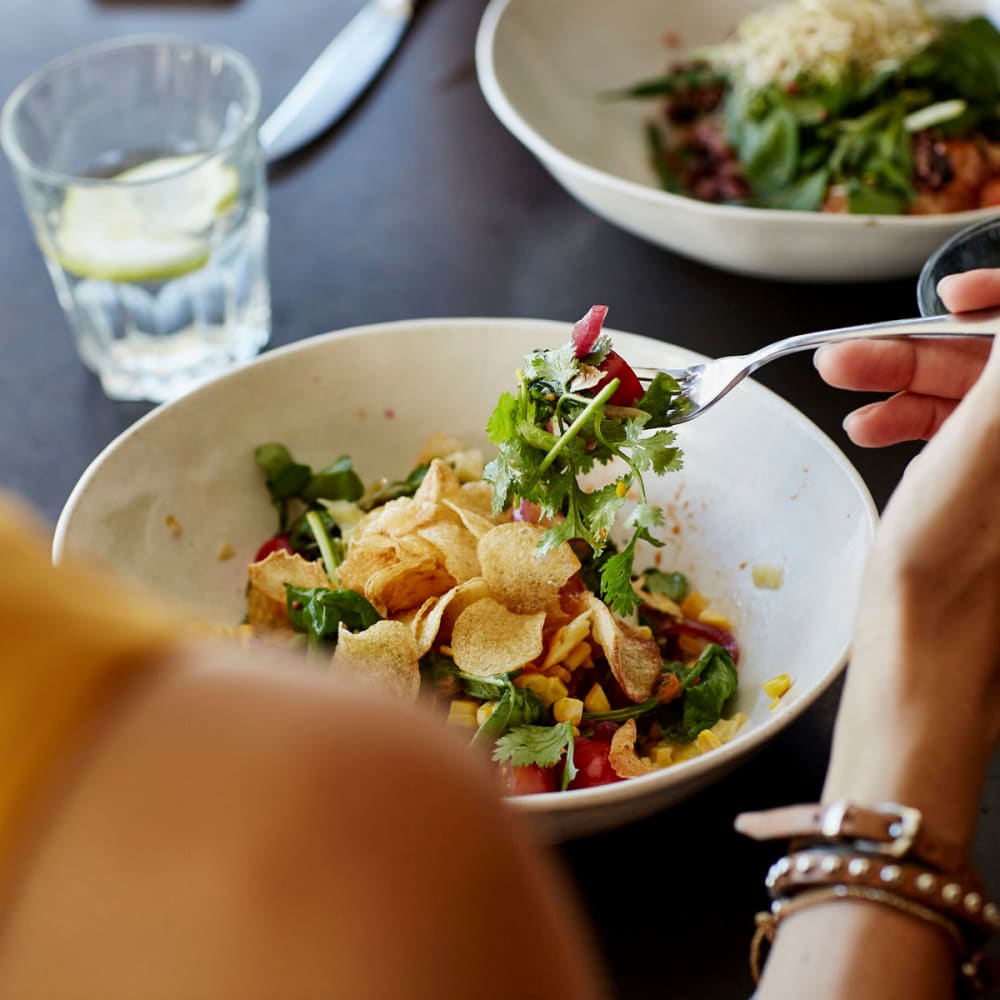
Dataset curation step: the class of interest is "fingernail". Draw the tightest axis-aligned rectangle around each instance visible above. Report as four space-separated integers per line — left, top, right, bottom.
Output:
813 345 829 370
936 274 959 299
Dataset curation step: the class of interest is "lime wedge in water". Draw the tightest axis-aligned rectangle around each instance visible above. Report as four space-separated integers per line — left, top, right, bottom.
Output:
51 155 239 283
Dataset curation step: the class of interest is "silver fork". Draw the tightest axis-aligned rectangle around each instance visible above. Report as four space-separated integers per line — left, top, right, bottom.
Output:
632 306 1000 424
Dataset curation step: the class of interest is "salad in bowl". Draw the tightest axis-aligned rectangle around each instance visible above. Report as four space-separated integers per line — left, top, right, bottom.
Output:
239 308 749 796
630 0 1000 214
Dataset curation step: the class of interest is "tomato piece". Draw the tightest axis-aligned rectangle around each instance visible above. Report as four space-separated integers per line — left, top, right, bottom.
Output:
571 304 609 357
567 737 623 790
499 762 558 796
590 721 620 744
254 534 294 562
596 350 645 406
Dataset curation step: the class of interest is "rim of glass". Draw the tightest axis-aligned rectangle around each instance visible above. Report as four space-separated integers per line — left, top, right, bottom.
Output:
0 34 261 189
917 216 1000 313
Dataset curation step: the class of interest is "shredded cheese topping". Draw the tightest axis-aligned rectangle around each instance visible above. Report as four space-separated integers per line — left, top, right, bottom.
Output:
704 0 939 89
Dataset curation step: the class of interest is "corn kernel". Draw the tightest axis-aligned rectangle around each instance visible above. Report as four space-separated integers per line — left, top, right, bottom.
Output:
752 563 784 590
553 697 584 726
546 677 569 706
514 673 550 699
439 644 454 657
564 641 591 671
542 614 591 668
770 697 782 712
515 673 566 707
546 664 572 685
634 625 653 640
447 699 480 729
476 701 498 726
678 634 705 659
711 713 747 743
698 607 731 630
583 683 611 714
651 745 674 768
671 742 700 764
763 673 792 700
696 729 723 753
680 590 707 618
615 480 628 498
216 542 235 561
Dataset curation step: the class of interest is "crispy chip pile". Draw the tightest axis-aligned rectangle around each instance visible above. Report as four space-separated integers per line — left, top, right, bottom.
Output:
244 446 746 786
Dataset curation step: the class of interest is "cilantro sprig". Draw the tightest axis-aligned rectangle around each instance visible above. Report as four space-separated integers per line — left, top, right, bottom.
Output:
484 317 687 617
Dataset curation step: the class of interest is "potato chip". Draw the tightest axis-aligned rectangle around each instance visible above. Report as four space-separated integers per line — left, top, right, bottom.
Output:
477 522 580 614
360 496 441 540
330 620 421 702
408 589 461 655
364 558 456 615
440 499 496 540
585 593 663 702
634 588 683 618
438 577 492 638
454 481 495 519
418 522 481 583
608 719 653 779
336 533 400 594
415 433 466 466
541 609 592 669
247 550 330 629
413 458 461 505
451 597 545 676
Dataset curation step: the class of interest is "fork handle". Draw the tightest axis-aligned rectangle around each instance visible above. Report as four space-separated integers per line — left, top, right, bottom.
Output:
742 305 1000 373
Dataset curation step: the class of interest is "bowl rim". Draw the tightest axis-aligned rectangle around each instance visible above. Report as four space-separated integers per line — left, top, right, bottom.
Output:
54 315 879 818
475 0 1000 230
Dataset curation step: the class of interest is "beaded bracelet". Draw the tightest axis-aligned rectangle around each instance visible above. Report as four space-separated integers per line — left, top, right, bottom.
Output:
736 801 1000 995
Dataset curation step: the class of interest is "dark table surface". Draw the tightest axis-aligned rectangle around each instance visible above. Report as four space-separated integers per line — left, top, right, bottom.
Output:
1 1 997 996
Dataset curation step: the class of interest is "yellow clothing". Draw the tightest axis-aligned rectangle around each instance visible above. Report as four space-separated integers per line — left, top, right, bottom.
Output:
0 498 174 875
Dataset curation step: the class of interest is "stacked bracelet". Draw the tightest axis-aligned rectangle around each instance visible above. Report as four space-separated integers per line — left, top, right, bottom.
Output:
736 800 1000 995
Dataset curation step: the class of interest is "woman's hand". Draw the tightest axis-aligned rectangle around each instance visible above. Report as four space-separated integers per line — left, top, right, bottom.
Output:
814 269 996 446
822 268 1000 847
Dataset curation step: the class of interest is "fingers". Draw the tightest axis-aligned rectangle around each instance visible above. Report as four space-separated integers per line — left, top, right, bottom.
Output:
814 337 990 397
937 268 1000 313
842 393 959 447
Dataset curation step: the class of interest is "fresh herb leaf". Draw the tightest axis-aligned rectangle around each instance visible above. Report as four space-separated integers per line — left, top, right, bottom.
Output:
492 721 575 770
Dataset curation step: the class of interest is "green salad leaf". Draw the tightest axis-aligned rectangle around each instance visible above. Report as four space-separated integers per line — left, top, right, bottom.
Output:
492 721 576 772
285 585 382 648
658 644 738 743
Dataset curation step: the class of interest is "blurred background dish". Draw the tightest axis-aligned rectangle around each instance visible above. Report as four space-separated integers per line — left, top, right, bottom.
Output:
53 318 877 840
476 0 1000 282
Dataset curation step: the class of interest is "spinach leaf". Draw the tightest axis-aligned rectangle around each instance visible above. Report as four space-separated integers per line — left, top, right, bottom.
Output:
642 569 689 602
740 105 799 195
757 168 830 211
360 463 428 511
846 180 908 215
285 585 381 646
658 644 738 743
255 443 312 530
302 455 364 503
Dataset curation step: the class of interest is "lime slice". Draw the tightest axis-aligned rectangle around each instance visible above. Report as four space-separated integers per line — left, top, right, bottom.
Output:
50 155 240 283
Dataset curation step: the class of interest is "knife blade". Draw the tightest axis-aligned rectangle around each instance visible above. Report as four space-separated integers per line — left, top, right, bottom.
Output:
259 0 414 163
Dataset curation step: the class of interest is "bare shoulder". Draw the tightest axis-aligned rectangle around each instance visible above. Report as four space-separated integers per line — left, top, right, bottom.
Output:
0 644 604 1000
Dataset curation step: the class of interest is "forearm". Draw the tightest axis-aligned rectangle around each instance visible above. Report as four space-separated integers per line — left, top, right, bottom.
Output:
757 582 992 998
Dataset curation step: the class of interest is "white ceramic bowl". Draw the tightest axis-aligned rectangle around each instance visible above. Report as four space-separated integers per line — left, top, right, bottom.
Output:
55 319 877 840
476 0 999 282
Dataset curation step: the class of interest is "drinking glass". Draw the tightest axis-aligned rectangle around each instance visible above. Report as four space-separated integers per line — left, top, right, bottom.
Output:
917 217 1000 317
1 36 270 402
